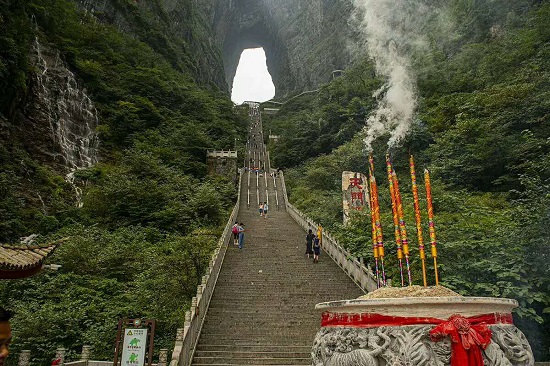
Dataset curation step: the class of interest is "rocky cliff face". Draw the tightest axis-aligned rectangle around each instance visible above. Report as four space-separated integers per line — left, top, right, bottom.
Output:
77 0 228 90
76 0 355 98
5 36 98 175
29 37 99 171
213 0 356 97
3 0 355 177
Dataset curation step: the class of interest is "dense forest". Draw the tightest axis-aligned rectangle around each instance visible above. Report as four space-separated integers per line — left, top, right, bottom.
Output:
264 0 550 360
0 0 247 363
1 0 549 363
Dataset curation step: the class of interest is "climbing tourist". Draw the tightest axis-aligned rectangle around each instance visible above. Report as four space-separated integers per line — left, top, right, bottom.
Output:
238 223 245 249
263 202 269 218
313 236 321 263
232 222 239 246
259 202 264 216
305 229 315 258
0 307 12 366
317 224 323 245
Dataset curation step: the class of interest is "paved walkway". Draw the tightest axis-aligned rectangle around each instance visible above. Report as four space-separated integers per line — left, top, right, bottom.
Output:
192 112 363 365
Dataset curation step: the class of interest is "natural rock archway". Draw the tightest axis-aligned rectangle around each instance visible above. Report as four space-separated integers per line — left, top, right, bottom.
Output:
213 0 355 98
213 0 290 98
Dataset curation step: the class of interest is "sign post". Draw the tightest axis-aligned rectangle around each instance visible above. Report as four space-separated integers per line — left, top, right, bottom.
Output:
342 171 369 223
113 319 156 366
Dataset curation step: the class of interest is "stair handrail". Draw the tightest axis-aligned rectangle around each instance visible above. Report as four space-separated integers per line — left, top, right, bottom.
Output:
279 171 378 293
169 170 243 366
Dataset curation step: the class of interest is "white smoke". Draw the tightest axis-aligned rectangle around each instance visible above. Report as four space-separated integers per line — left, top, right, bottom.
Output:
353 0 432 152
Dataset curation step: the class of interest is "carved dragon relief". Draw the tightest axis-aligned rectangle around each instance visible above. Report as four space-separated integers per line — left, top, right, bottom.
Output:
312 325 533 366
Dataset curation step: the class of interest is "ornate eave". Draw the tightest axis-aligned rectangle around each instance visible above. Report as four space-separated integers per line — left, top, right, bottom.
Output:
0 241 61 279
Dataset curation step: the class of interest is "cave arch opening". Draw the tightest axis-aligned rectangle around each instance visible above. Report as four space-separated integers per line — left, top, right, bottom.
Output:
231 48 275 105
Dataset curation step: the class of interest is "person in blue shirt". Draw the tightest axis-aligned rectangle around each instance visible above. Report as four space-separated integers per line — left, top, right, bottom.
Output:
313 236 321 263
238 223 245 249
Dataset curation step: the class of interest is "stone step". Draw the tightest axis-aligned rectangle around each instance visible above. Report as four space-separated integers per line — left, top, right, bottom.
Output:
201 322 319 331
195 345 311 352
192 356 311 365
200 324 320 332
208 288 343 295
197 334 316 344
201 313 318 320
192 364 310 366
208 292 351 299
205 300 342 308
194 351 310 358
192 120 362 365
204 308 321 316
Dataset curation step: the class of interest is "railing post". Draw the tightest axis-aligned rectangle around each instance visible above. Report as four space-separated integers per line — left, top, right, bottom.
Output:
196 285 203 305
18 350 31 366
158 349 169 366
176 327 185 346
55 348 66 366
170 328 184 366
80 345 92 361
190 296 197 319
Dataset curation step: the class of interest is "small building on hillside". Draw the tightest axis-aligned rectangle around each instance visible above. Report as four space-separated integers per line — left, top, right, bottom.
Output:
207 150 238 183
263 108 279 115
269 135 281 143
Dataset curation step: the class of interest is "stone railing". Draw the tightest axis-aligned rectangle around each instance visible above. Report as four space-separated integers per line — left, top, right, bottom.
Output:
279 171 378 293
169 171 243 366
16 346 169 366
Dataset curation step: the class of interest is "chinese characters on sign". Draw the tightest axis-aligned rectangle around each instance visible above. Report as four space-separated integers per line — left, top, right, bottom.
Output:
121 328 148 366
342 171 369 223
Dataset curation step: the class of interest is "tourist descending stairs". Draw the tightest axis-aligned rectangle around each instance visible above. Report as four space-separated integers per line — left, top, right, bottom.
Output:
191 111 363 366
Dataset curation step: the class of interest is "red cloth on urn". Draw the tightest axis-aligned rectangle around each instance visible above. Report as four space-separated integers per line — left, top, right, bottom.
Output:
430 314 492 366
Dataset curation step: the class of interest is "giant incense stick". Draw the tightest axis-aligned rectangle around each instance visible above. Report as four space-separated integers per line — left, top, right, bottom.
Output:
387 155 412 286
369 156 386 286
369 169 381 288
386 156 405 286
410 155 428 287
424 168 440 285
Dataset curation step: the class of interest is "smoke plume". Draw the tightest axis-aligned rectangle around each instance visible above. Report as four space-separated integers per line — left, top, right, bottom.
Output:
353 0 431 152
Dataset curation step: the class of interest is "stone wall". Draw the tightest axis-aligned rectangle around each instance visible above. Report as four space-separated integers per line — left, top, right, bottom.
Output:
207 151 238 182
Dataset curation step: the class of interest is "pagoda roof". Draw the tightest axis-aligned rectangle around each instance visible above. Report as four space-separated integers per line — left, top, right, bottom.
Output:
0 241 62 279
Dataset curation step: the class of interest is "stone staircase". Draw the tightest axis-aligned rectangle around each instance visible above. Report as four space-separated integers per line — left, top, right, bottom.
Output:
191 115 363 366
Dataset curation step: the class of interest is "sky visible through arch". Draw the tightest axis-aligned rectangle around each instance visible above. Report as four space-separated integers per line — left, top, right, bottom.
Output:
231 48 275 105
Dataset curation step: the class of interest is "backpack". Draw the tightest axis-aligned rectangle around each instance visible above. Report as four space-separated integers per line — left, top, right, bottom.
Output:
313 237 320 247
232 225 239 234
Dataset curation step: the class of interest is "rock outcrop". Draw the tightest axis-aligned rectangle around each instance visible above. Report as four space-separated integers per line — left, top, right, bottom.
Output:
77 0 228 90
27 37 99 171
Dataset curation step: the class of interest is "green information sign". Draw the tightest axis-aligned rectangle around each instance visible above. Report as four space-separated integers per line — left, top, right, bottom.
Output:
121 328 148 366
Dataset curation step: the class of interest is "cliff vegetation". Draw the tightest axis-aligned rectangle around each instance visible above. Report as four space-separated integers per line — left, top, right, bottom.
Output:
265 1 550 360
0 0 246 363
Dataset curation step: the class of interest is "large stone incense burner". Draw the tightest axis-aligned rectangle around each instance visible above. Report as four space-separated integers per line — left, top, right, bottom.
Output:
312 287 534 366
